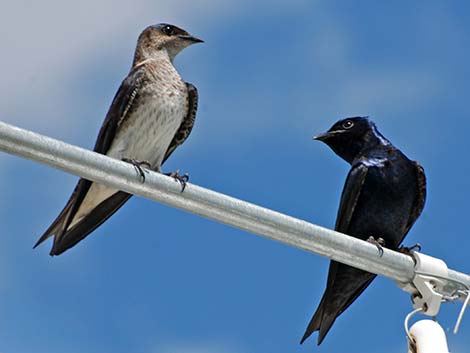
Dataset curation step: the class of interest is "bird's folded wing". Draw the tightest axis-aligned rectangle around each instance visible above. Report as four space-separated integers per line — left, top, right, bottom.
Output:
162 82 198 164
93 66 146 154
402 161 426 237
334 163 369 233
34 66 147 251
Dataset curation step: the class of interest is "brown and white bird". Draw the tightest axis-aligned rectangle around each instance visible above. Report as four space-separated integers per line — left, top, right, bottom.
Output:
34 23 203 256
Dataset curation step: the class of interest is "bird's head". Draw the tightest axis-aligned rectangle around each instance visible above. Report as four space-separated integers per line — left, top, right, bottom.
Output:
134 23 203 64
313 117 389 163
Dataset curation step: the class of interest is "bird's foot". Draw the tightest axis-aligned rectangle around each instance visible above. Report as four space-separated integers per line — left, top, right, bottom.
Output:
367 236 386 257
122 158 151 182
399 243 422 255
165 170 189 192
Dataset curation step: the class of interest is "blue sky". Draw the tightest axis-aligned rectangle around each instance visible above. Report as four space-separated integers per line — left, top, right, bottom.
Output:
1 1 470 352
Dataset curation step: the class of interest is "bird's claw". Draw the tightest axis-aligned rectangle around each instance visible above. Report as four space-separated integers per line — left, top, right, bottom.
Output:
399 243 422 255
122 158 151 182
367 236 386 257
165 170 190 192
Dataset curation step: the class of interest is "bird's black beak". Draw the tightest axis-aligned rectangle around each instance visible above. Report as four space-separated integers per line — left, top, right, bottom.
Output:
313 130 345 141
178 34 204 43
313 132 330 141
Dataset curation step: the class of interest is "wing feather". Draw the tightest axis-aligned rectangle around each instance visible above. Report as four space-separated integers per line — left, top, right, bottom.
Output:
35 66 147 254
162 82 198 164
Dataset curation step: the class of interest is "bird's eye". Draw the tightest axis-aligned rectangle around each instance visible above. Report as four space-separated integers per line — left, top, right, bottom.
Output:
162 25 174 36
342 120 354 129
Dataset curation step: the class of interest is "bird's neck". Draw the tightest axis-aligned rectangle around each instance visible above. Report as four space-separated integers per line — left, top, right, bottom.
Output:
132 48 172 69
347 134 391 164
353 140 392 164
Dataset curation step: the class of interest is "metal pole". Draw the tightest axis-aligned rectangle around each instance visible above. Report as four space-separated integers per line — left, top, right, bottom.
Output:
0 120 469 296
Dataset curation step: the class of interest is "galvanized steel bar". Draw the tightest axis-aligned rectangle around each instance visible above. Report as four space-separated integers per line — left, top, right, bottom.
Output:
0 120 469 293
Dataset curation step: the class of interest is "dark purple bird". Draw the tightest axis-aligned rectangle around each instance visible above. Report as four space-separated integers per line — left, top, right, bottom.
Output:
301 117 426 345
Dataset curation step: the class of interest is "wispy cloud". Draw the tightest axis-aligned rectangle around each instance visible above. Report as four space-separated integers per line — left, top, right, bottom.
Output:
0 0 250 134
1 0 446 143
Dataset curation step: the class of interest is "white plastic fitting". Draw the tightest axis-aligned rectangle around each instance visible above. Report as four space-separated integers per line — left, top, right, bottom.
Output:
407 320 450 353
411 252 449 316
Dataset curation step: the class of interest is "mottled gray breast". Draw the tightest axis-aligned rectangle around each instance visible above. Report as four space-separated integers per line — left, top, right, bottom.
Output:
107 62 188 169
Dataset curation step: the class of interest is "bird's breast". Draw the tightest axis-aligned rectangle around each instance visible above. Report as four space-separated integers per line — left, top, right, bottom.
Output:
108 86 187 168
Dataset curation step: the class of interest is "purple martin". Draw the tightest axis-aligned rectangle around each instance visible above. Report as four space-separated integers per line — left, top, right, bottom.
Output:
301 117 426 345
34 23 203 256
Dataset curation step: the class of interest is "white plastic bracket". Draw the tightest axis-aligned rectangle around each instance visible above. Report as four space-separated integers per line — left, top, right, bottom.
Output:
410 252 449 316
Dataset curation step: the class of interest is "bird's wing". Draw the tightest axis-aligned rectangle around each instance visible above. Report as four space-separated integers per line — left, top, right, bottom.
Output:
34 66 146 254
402 161 426 237
301 162 371 345
62 66 146 227
334 163 369 233
161 82 198 165
93 66 146 154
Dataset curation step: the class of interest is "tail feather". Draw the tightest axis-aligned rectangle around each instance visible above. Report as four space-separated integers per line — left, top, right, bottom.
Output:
49 191 132 255
33 201 74 249
34 178 93 249
35 174 133 256
300 293 325 344
301 261 376 345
